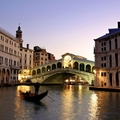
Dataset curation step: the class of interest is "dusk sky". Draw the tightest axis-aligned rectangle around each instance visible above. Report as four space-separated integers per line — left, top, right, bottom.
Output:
1 0 120 61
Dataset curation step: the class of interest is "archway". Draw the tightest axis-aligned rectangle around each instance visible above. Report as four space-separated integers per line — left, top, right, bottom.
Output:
52 64 56 70
80 63 84 71
32 70 36 75
86 64 91 73
57 62 62 68
37 68 41 74
1 69 5 84
42 67 46 73
73 62 78 70
6 69 10 84
47 65 51 71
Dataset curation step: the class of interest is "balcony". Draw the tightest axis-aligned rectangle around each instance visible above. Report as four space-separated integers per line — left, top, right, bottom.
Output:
9 65 21 70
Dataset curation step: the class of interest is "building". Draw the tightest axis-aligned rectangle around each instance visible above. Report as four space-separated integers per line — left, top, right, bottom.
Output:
18 43 33 82
48 52 55 63
94 22 120 88
33 46 55 68
0 26 34 84
16 26 33 82
0 27 21 84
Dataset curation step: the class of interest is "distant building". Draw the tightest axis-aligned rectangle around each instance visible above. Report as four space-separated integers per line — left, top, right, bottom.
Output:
94 22 120 88
48 52 55 63
33 46 55 68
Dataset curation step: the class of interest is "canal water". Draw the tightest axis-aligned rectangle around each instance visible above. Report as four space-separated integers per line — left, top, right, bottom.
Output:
0 85 120 120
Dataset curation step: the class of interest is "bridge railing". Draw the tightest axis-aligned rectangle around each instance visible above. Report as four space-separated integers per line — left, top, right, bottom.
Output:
32 67 94 78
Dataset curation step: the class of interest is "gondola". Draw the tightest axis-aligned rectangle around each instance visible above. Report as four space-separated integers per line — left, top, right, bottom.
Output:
20 90 48 102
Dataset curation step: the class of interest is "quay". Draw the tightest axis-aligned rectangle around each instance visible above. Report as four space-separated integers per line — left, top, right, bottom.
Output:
89 86 120 92
15 83 63 86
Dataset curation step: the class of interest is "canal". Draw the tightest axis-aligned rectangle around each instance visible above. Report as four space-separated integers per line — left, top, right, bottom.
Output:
0 85 120 120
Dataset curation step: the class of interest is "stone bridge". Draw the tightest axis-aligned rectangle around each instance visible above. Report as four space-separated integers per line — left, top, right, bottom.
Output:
31 68 94 85
31 53 95 85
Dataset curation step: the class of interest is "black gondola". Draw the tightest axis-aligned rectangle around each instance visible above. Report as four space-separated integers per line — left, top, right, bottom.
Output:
20 90 48 102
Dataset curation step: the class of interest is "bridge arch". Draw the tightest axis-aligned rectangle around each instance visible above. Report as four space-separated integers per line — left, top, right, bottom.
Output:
31 68 94 85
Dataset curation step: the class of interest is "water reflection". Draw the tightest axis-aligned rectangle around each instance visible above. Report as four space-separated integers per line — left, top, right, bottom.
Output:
88 93 99 120
61 85 75 120
17 85 31 93
94 91 120 119
14 95 47 120
0 86 120 120
60 85 87 120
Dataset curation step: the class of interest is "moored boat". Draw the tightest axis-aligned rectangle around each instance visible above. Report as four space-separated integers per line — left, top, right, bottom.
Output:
20 90 48 102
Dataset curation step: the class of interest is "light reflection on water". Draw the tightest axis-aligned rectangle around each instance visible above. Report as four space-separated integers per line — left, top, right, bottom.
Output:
0 85 120 120
88 92 98 120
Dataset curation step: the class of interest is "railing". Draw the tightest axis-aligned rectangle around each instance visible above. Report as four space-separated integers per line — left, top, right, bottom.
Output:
33 68 93 77
9 65 21 69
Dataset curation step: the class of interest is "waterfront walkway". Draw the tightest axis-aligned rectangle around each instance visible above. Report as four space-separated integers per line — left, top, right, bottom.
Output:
89 86 120 92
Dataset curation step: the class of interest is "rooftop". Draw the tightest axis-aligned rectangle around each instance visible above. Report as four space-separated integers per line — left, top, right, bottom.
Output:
95 22 120 40
0 27 17 40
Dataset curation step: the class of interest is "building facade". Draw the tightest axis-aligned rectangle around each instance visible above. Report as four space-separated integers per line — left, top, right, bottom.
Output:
0 27 21 84
94 22 120 88
0 26 34 84
33 46 55 68
18 44 33 82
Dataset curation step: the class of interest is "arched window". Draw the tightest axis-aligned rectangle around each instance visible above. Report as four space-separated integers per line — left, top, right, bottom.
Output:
109 55 112 67
116 72 119 86
42 67 46 73
32 70 36 75
47 66 51 71
86 64 91 72
2 69 5 74
115 38 117 49
115 53 118 67
37 68 41 74
109 40 111 50
57 62 62 68
73 62 78 70
52 64 56 70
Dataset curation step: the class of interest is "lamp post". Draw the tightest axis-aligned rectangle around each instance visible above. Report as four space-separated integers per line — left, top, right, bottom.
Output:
93 68 97 86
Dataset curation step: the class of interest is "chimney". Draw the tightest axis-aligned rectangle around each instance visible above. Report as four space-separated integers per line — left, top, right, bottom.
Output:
118 22 120 28
27 44 29 49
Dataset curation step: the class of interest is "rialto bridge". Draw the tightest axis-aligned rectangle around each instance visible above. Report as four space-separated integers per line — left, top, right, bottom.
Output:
31 53 95 85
